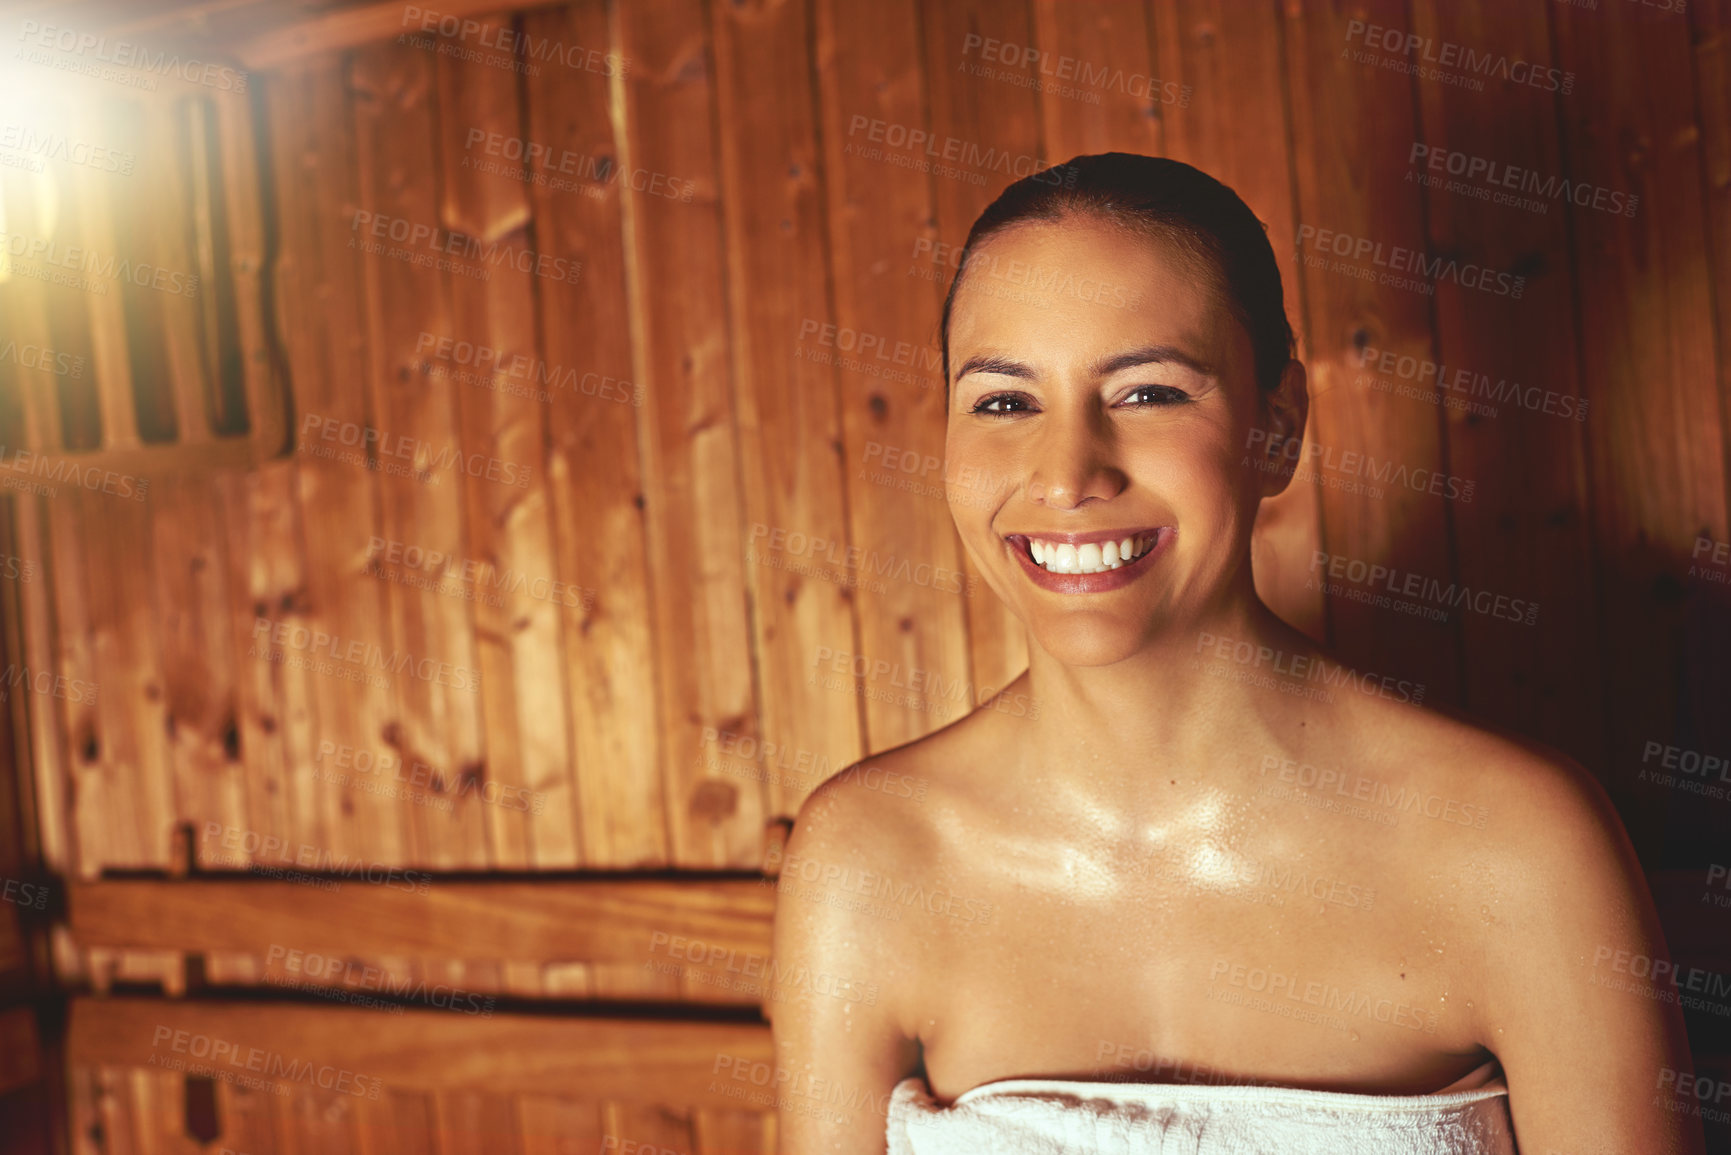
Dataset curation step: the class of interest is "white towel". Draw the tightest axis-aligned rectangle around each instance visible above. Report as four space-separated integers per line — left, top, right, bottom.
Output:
887 1061 1516 1154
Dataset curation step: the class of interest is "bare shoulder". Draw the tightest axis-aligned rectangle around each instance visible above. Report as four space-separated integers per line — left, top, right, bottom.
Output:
769 725 983 1038
1363 695 1633 867
1353 696 1660 1013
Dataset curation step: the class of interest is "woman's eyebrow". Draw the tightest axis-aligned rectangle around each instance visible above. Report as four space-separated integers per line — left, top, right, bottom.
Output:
954 353 1034 381
955 346 1214 384
1092 344 1213 377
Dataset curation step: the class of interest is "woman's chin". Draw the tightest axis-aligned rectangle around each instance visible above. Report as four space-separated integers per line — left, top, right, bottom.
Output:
1027 617 1160 668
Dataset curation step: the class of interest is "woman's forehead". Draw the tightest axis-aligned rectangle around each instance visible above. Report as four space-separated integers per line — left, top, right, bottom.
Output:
948 219 1237 372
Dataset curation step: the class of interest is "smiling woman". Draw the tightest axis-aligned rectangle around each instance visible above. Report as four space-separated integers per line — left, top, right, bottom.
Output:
768 154 1704 1155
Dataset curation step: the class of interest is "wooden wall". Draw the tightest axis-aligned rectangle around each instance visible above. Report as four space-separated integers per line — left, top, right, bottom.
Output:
3 0 1730 1151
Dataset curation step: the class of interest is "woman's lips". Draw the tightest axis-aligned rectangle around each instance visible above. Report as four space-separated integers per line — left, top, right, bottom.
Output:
1004 527 1174 593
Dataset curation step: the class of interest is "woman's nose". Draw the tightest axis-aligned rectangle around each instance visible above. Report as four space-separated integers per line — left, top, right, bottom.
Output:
1026 411 1128 510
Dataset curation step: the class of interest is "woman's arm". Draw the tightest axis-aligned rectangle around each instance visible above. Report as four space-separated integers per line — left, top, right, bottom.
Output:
1476 755 1705 1155
769 776 922 1155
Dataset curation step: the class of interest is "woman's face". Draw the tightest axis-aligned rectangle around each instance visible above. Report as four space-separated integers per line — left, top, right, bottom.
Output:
944 215 1295 667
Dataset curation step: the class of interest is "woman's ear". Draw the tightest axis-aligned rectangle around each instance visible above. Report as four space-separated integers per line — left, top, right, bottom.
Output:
1255 359 1309 498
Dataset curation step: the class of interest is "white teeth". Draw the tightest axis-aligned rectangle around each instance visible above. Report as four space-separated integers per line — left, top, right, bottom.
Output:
1024 532 1157 574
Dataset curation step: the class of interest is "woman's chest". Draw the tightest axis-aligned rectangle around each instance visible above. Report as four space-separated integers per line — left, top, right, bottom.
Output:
902 859 1490 1101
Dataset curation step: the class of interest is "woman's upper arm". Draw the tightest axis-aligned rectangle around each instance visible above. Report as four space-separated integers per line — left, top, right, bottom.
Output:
769 778 922 1155
1477 758 1705 1155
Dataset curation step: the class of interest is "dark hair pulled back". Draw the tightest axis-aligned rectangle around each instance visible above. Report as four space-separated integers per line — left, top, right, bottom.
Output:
940 152 1295 397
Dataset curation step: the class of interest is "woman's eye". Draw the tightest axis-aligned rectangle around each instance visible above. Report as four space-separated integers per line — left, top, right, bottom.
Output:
1123 385 1191 407
971 392 1036 415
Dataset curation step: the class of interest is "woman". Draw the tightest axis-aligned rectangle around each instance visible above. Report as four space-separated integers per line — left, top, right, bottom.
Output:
769 154 1701 1154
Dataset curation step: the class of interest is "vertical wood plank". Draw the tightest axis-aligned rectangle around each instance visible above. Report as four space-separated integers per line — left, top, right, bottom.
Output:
605 1103 696 1155
1405 0 1605 764
352 38 486 870
694 1108 768 1155
517 1097 603 1155
262 61 391 868
434 26 576 869
153 476 248 866
1030 0 1165 158
216 462 302 864
10 496 73 872
76 487 175 869
1280 1 1461 698
615 0 765 866
711 0 863 819
433 1091 520 1155
812 0 974 755
1551 0 1728 854
521 1 668 868
217 1079 284 1155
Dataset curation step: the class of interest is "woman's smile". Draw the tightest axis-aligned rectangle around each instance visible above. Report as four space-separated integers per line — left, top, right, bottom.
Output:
1003 526 1176 593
